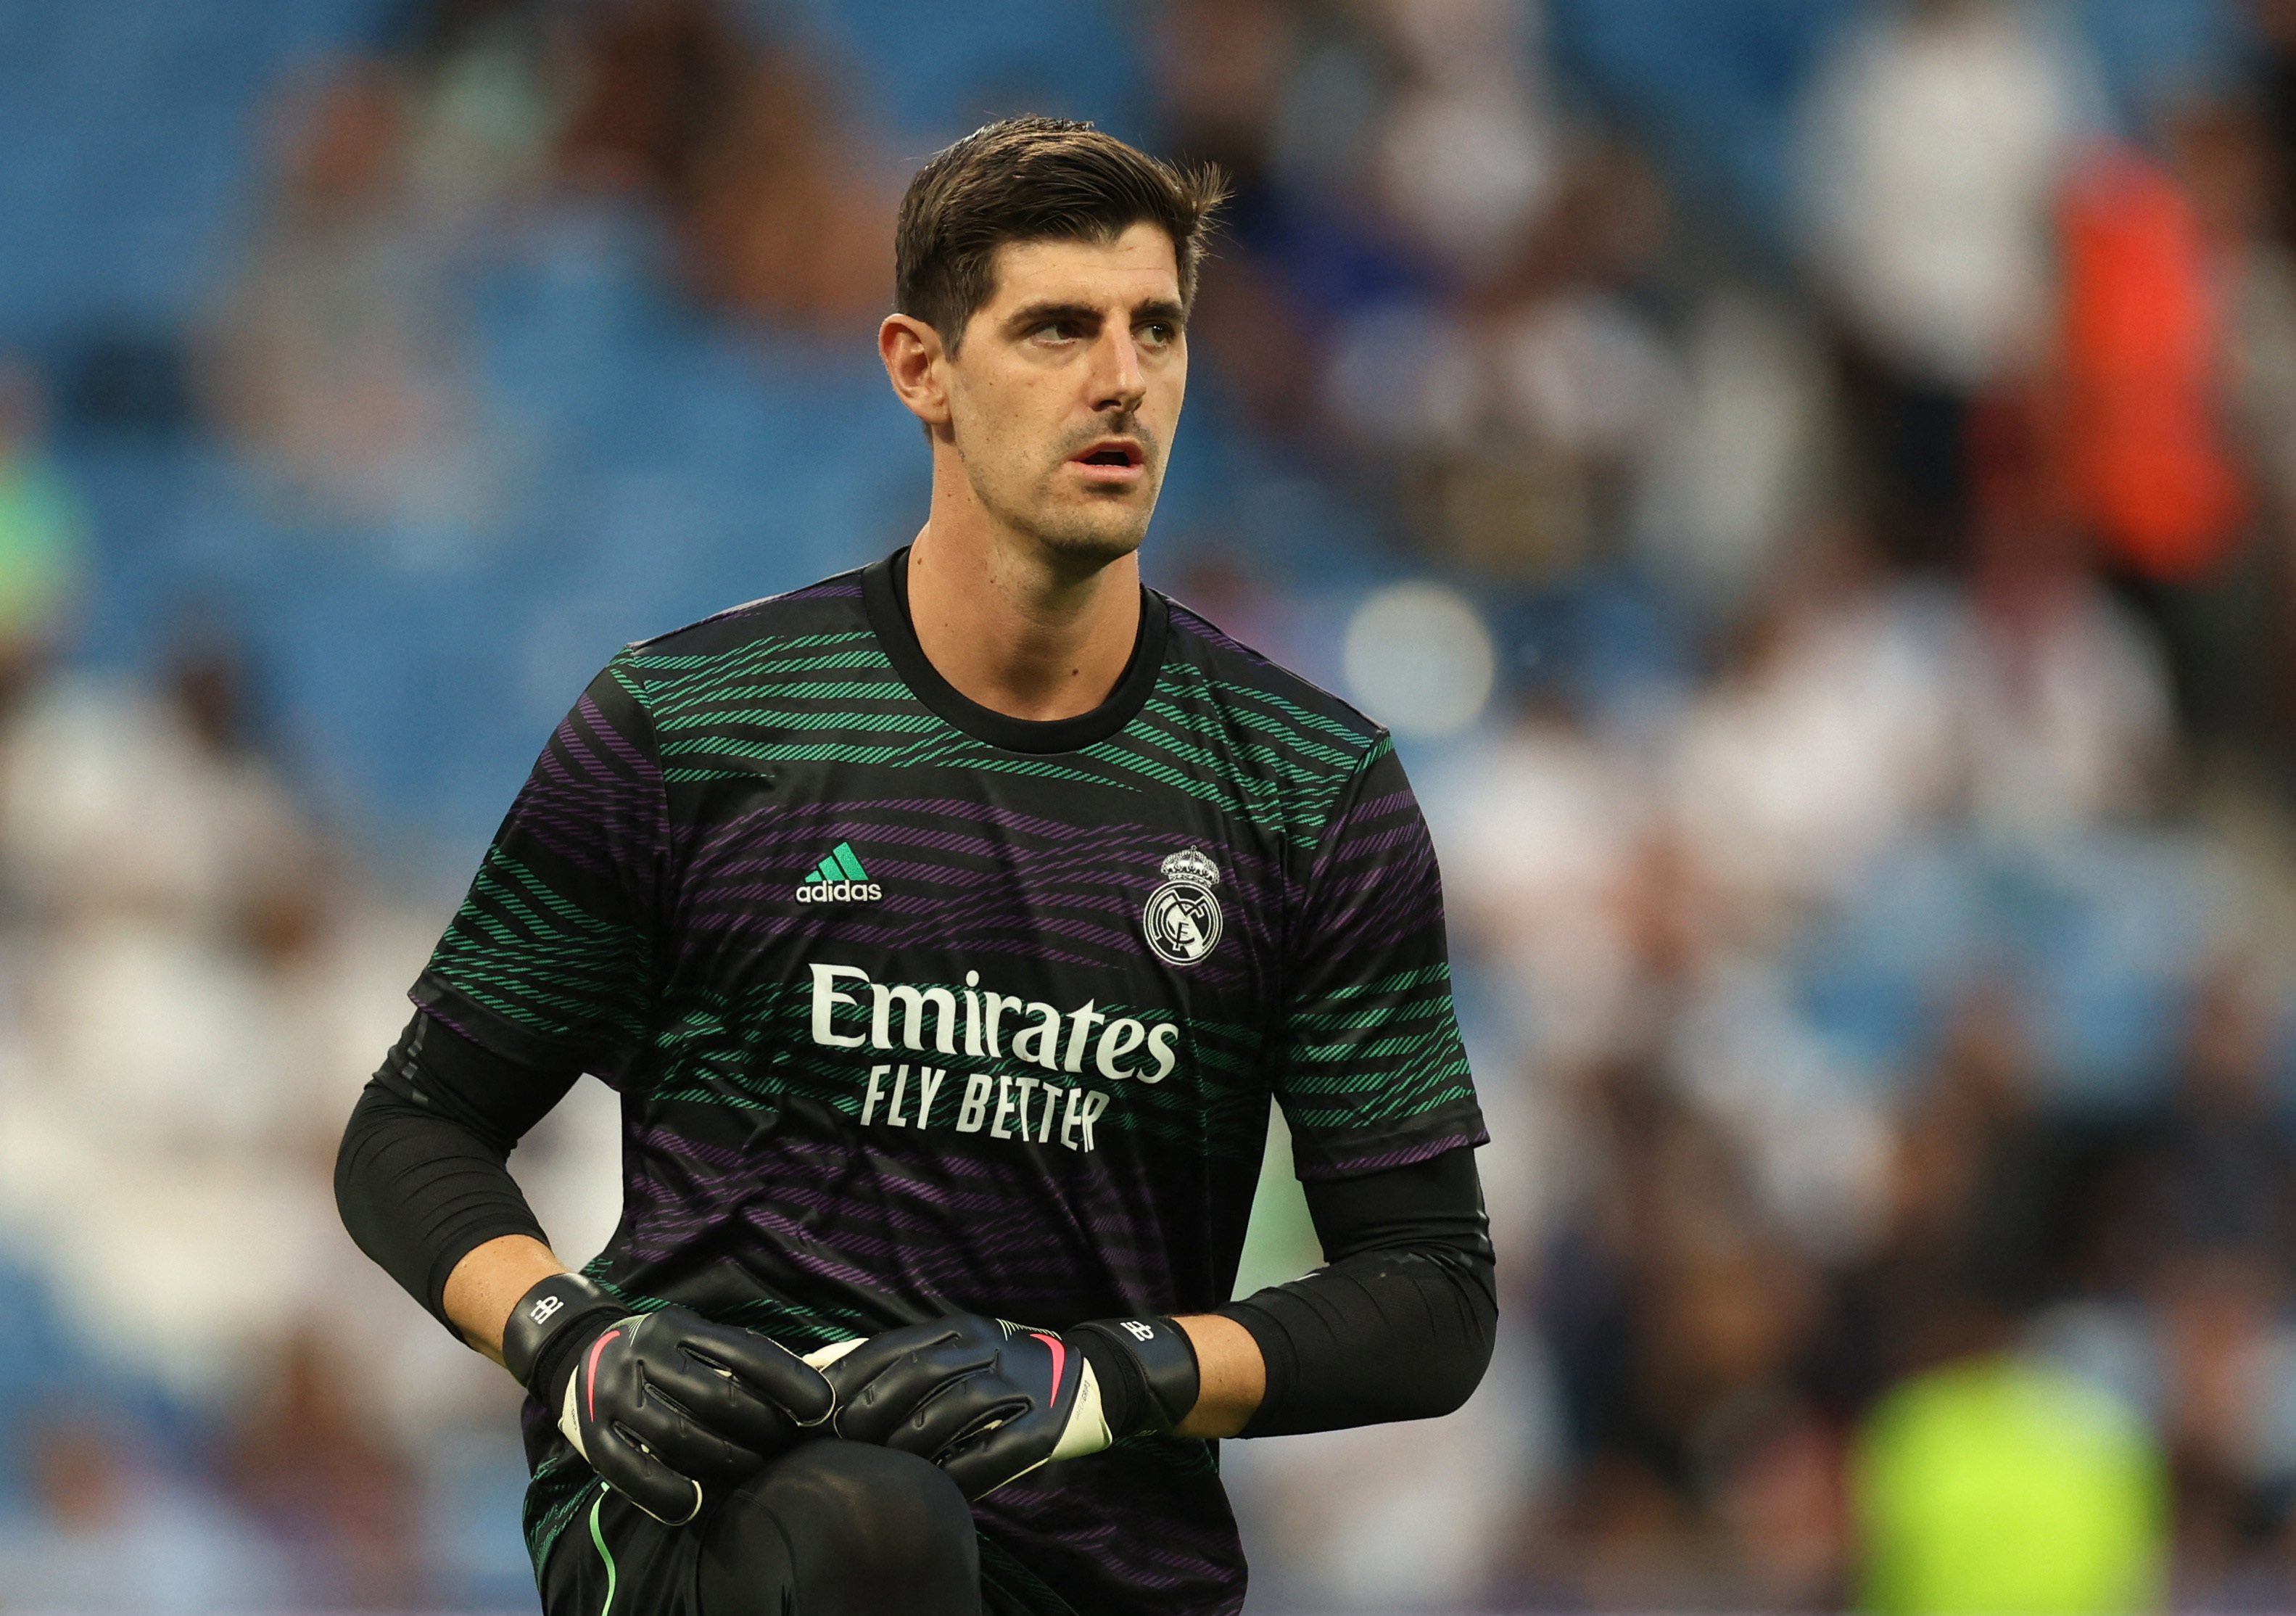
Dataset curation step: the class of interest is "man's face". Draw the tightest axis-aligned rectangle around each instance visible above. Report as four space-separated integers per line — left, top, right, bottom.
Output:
940 223 1188 565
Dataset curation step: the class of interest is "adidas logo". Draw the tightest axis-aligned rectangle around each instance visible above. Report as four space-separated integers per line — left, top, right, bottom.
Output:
796 841 882 904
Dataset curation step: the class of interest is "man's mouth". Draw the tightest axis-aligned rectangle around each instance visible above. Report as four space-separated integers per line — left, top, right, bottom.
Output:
1071 439 1146 479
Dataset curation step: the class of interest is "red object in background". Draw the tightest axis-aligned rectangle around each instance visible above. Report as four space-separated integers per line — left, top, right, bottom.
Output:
2056 146 2248 582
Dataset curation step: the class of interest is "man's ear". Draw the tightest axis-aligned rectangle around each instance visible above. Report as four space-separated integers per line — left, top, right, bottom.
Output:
881 313 952 429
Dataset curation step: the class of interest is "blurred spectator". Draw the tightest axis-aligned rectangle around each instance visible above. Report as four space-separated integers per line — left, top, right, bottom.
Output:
0 1417 289 1614
1440 689 1652 1068
1800 0 2098 567
2056 144 2250 587
202 61 475 521
1151 0 1294 191
1324 139 1676 582
0 635 338 1403
2137 973 2296 1581
1855 1353 2165 1615
677 45 898 329
1835 991 2036 1395
0 635 326 946
1635 286 1835 622
1669 524 1959 933
0 363 84 693
1529 1057 1837 1608
399 0 576 234
1164 0 1413 444
553 0 748 199
2089 99 2296 762
1959 397 2176 837
556 0 895 329
1371 0 1565 284
2255 0 2296 232
1831 993 2171 1609
224 1325 421 1607
2150 969 2296 1274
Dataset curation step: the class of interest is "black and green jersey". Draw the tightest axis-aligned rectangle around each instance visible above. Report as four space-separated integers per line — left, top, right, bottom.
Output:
416 550 1485 1616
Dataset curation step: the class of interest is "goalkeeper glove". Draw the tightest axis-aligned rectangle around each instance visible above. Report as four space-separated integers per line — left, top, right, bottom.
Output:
502 1273 835 1525
809 1312 1199 1499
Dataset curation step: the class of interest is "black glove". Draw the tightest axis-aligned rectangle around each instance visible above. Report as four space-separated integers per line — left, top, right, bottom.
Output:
811 1312 1200 1499
503 1274 835 1525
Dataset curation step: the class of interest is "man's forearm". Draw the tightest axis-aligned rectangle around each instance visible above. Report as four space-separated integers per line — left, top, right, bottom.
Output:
443 1234 571 1365
1211 1147 1498 1437
1217 1245 1493 1435
1170 1313 1265 1438
334 1013 580 1335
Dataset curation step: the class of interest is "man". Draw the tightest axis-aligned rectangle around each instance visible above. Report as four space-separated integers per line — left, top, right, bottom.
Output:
338 117 1495 1616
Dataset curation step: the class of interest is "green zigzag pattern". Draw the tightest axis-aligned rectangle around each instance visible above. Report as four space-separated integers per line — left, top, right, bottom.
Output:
427 855 653 1049
627 627 1375 849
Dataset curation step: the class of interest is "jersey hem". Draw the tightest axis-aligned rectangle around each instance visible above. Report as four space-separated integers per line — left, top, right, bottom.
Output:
410 978 602 1077
1288 1100 1490 1181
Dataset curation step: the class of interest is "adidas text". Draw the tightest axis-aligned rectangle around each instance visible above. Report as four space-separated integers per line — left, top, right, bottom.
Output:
796 880 882 904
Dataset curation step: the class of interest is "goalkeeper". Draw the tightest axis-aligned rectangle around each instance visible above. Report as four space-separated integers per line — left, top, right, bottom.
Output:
337 116 1495 1616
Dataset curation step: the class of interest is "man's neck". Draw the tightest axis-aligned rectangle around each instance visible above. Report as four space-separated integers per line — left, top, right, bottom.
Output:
904 506 1142 725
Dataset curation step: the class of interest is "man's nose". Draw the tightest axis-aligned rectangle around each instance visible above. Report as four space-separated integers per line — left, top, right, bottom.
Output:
1087 326 1147 415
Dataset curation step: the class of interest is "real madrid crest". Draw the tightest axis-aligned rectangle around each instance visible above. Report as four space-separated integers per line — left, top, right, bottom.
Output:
1143 848 1223 965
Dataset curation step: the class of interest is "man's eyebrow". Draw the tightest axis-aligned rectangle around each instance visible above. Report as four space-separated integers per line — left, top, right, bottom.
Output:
1004 300 1101 329
1003 297 1189 329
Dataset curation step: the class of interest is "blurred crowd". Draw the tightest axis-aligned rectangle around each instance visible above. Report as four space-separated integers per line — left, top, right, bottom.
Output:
0 353 571 1607
4 0 2296 1610
1168 0 2296 1610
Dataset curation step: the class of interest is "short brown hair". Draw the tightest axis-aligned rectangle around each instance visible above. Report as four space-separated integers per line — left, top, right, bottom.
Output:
894 116 1226 349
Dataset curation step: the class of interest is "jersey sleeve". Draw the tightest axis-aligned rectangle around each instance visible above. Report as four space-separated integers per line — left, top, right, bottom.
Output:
1273 737 1487 1179
411 651 666 1076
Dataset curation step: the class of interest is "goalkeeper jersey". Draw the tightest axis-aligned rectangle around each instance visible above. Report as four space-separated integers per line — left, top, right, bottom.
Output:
414 549 1485 1616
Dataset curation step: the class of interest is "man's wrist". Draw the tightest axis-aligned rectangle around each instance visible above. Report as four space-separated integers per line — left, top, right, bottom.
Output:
1073 1316 1200 1436
501 1272 626 1397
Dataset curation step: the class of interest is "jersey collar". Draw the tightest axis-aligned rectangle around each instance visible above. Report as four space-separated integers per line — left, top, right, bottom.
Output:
863 545 1168 755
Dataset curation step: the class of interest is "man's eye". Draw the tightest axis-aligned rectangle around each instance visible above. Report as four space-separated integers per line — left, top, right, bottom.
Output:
1138 322 1176 345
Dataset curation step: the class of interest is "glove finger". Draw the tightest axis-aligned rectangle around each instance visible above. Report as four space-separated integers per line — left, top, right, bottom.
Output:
827 1368 920 1446
877 1372 1034 1462
928 1332 1089 1498
833 1346 996 1444
878 1329 1060 1459
666 1316 835 1428
935 1417 1057 1501
585 1420 707 1526
614 1389 767 1486
827 1331 1004 1443
638 1344 804 1456
819 1318 991 1403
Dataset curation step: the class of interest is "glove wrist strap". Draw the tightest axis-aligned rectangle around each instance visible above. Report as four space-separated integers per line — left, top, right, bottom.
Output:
501 1272 624 1394
1074 1316 1201 1434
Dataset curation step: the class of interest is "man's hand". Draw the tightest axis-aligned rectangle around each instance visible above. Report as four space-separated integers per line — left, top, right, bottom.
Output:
810 1311 1205 1498
504 1274 835 1525
811 1315 1113 1499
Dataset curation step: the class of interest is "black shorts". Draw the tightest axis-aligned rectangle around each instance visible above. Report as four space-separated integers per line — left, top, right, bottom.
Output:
537 1441 1032 1616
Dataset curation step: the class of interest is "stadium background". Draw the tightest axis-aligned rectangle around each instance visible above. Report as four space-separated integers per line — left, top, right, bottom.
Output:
0 0 2292 1609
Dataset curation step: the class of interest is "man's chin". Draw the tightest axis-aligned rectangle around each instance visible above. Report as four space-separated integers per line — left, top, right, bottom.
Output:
1024 500 1154 568
1036 528 1146 568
